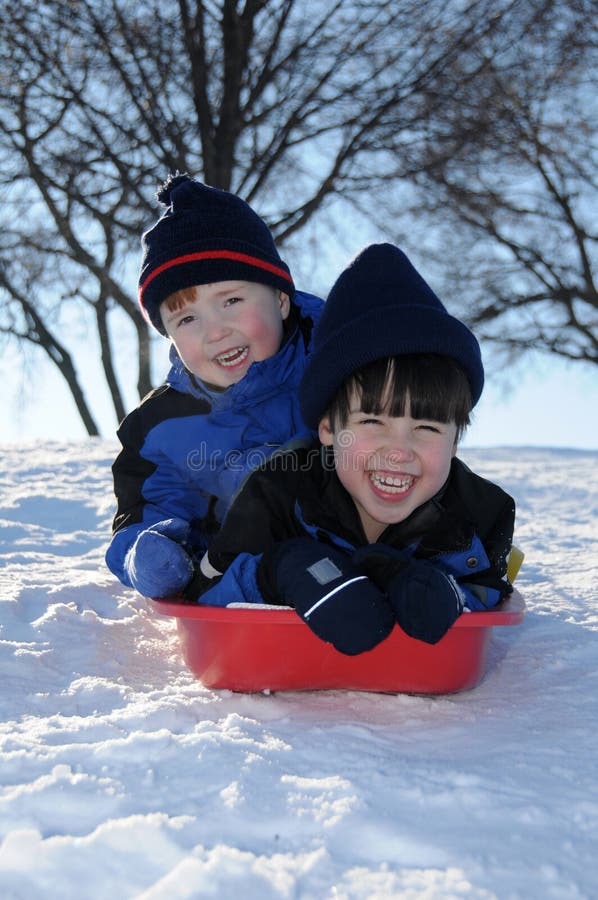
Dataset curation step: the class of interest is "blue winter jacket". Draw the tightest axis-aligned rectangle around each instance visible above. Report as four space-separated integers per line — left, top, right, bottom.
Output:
106 291 323 587
190 447 516 612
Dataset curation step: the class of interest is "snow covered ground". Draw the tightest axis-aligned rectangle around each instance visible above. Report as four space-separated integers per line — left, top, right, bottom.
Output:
0 441 596 899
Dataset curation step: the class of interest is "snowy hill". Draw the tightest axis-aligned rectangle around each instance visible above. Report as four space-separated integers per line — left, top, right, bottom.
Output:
0 441 596 899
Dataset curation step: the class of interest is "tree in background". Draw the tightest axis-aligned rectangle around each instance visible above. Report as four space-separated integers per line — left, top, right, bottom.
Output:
0 0 595 435
402 0 597 367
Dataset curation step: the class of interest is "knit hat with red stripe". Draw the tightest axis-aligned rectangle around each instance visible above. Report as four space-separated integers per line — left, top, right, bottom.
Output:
138 173 295 334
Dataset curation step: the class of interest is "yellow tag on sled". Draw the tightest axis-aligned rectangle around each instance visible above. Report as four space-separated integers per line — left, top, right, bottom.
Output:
507 546 525 583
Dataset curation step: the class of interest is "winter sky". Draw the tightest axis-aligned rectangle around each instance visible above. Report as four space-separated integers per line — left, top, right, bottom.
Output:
2 338 597 450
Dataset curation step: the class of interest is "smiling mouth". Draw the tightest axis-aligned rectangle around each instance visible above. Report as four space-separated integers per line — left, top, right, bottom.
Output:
369 472 415 495
214 346 249 367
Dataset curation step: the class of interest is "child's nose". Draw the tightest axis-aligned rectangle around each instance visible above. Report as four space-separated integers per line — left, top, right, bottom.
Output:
384 432 415 464
204 313 231 342
385 445 414 465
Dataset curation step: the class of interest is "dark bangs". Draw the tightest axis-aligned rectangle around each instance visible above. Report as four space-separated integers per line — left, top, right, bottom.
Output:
328 354 473 439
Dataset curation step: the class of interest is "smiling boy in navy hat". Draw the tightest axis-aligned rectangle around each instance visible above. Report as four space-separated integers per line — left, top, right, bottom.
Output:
189 243 516 656
106 174 322 600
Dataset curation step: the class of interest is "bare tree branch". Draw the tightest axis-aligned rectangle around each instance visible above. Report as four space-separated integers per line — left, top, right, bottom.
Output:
0 0 595 438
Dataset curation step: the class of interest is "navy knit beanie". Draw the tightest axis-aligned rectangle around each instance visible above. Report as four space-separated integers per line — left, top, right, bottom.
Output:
138 173 295 334
299 243 484 429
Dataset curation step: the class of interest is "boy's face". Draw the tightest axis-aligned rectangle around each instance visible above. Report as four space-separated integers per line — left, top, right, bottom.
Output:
160 281 290 387
318 391 458 542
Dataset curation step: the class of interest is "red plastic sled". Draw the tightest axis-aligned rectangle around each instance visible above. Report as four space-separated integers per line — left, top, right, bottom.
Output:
148 589 525 694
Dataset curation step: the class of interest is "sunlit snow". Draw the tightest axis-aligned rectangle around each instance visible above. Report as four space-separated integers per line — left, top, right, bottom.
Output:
0 441 596 899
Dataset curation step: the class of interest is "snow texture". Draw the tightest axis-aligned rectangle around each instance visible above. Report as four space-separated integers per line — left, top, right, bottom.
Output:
0 441 596 899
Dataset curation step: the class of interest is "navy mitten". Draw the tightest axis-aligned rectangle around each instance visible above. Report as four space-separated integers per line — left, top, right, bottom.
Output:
124 517 194 598
264 538 394 655
355 544 464 645
389 560 464 644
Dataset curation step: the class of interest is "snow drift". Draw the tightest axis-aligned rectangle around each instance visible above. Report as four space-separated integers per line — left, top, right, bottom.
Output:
0 441 596 899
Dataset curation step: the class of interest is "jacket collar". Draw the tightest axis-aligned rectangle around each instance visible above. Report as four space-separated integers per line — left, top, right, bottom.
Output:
295 449 474 553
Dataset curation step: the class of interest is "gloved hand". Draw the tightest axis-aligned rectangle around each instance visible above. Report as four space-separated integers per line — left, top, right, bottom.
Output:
355 544 464 645
353 543 411 589
263 538 394 655
124 518 194 598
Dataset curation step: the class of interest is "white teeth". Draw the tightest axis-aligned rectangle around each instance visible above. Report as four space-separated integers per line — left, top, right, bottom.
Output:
369 472 413 494
215 346 249 367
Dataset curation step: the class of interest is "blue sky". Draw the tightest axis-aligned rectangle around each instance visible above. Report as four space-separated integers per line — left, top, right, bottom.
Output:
1 338 596 449
1 216 596 450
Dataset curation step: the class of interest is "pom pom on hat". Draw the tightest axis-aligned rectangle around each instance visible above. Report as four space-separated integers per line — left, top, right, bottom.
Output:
138 173 294 334
299 243 484 429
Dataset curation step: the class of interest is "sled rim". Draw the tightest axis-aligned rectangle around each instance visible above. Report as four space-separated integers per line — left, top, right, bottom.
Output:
148 588 525 627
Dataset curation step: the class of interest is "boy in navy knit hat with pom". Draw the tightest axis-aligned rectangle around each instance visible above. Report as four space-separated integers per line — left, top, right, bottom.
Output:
191 244 516 654
105 174 322 600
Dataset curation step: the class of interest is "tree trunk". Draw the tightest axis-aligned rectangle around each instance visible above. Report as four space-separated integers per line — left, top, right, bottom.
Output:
96 298 127 425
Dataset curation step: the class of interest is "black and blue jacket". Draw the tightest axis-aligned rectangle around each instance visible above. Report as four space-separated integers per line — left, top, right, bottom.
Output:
192 446 516 611
106 291 323 588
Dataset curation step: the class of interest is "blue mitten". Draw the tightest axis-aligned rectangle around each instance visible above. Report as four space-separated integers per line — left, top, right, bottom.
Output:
124 518 194 598
353 543 411 588
264 538 394 655
389 560 464 644
355 544 464 645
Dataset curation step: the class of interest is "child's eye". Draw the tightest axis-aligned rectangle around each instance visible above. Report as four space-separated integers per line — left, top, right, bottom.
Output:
415 423 443 433
224 296 243 307
358 416 383 426
177 314 196 327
